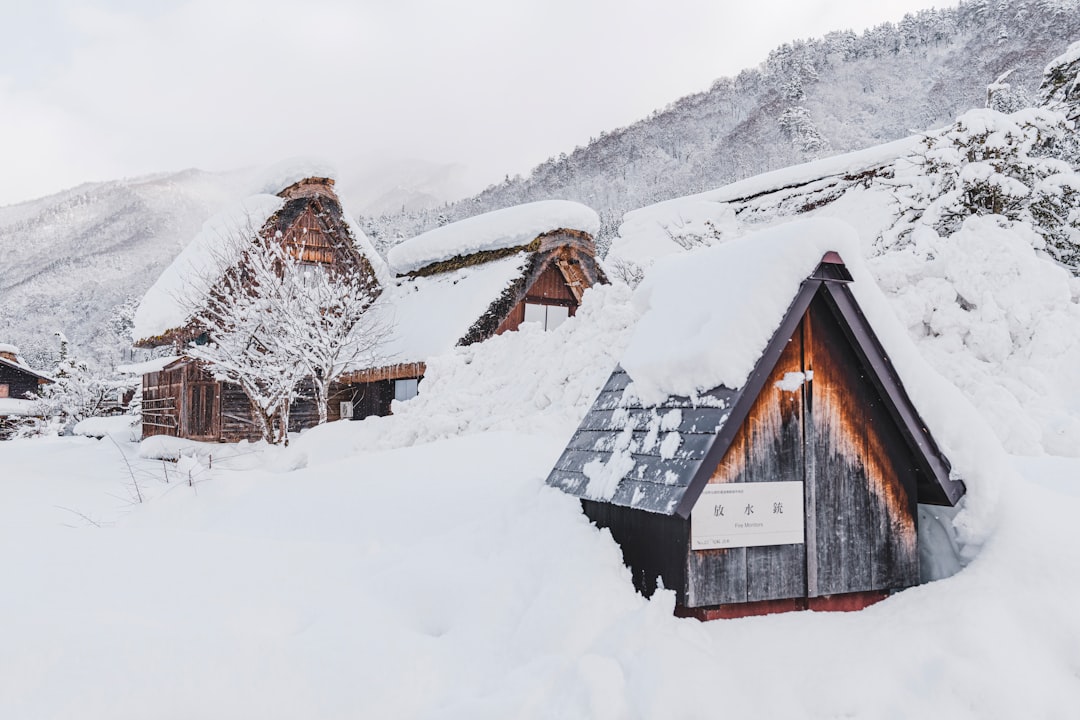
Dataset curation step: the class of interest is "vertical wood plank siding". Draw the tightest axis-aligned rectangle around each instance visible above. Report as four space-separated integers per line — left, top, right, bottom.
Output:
684 290 919 609
494 261 580 335
582 499 689 606
805 293 919 596
0 362 45 401
687 323 806 607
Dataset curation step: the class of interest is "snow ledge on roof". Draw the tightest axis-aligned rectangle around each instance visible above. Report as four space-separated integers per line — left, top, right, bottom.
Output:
388 200 600 275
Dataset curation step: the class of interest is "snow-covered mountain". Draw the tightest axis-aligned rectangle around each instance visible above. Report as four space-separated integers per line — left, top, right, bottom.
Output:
2 0 1078 372
362 0 1080 242
0 170 255 368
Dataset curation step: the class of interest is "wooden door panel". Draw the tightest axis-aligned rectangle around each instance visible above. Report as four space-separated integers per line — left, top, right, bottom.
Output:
186 382 219 440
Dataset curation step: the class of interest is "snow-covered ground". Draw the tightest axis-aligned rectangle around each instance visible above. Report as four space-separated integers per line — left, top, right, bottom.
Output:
1 425 1078 718
2 276 1079 718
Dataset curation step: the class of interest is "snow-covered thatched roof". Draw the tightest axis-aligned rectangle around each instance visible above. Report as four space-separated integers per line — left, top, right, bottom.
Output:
387 200 600 275
132 178 389 346
346 201 605 376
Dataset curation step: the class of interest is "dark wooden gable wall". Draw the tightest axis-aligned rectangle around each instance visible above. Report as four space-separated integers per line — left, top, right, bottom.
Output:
0 360 47 402
495 261 580 335
685 291 921 608
459 230 607 346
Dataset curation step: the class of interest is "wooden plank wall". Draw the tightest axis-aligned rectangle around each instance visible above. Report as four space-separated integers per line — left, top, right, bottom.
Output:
583 499 690 605
141 367 184 438
350 380 394 420
684 292 920 609
495 261 578 335
0 362 43 401
220 382 260 442
805 295 918 596
686 324 807 607
283 207 337 264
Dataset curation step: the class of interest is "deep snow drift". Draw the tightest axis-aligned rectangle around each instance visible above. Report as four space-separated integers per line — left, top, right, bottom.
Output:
1 308 1077 717
2 244 1078 716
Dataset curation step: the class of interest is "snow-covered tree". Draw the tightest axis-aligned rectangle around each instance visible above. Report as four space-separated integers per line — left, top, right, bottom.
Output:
986 69 1030 113
278 261 388 426
185 221 383 444
32 332 113 427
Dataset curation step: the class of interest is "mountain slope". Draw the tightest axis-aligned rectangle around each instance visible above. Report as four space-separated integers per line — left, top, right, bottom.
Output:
0 170 254 367
362 0 1080 243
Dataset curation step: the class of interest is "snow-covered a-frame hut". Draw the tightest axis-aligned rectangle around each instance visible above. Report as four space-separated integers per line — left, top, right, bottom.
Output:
338 200 607 417
132 177 388 442
547 219 967 620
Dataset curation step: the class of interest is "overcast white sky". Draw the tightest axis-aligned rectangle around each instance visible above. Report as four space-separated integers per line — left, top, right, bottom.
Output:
0 0 962 207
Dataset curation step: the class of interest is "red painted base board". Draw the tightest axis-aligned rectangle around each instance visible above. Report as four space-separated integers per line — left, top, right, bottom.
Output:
675 590 889 621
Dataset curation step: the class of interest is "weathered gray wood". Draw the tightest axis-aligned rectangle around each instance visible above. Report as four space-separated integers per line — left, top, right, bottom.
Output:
808 297 875 596
687 547 747 606
863 394 920 590
745 324 806 602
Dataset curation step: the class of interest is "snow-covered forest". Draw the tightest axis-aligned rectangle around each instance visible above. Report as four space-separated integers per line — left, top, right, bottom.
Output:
362 0 1080 244
3 1 1080 372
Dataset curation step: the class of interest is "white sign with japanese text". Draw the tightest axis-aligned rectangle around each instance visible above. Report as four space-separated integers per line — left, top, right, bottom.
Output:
691 481 805 550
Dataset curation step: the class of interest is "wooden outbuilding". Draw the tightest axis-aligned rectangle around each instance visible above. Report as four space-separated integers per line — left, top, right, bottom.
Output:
547 250 966 619
0 344 53 438
133 177 386 442
339 201 607 415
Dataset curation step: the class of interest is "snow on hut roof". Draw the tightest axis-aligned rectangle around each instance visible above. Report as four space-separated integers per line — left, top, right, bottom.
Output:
132 194 284 343
622 218 862 404
549 218 1000 532
0 398 39 417
372 253 531 365
0 353 51 382
387 200 600 275
132 177 390 344
116 355 182 376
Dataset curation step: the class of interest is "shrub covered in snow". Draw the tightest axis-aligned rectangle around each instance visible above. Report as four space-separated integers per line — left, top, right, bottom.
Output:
909 108 1080 269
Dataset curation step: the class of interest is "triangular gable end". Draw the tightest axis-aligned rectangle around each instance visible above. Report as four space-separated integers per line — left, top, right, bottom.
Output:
672 253 963 518
459 229 607 346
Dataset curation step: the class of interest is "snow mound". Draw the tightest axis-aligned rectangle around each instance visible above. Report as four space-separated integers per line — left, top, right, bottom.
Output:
371 254 530 365
1045 39 1080 73
73 415 140 441
0 398 38 417
132 194 284 342
317 283 638 462
387 200 600 275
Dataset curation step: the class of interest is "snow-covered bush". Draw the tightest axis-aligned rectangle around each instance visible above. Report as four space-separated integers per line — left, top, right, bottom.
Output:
27 333 114 433
911 108 1080 269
